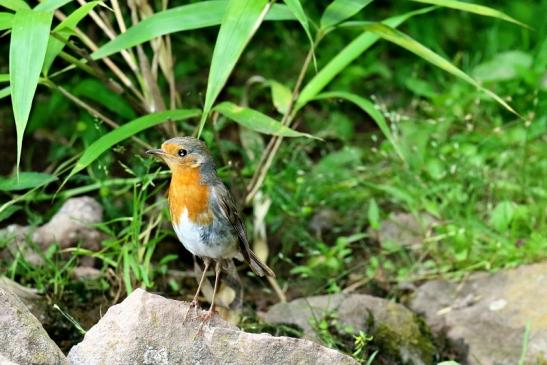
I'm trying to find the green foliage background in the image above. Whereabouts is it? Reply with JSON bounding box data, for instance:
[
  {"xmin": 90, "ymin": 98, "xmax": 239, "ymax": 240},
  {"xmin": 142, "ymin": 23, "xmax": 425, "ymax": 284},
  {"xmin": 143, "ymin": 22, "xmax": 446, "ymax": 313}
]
[{"xmin": 0, "ymin": 0, "xmax": 546, "ymax": 362}]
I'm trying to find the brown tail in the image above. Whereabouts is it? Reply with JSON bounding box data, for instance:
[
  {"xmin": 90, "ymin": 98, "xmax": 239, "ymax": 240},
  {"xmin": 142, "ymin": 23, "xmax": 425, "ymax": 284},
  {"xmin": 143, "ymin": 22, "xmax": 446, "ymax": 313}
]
[{"xmin": 248, "ymin": 250, "xmax": 275, "ymax": 277}]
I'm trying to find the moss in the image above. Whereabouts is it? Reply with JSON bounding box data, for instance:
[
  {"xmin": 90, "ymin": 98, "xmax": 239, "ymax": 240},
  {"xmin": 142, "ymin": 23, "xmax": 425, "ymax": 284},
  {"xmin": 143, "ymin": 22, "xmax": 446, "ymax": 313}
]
[{"xmin": 365, "ymin": 307, "xmax": 437, "ymax": 365}]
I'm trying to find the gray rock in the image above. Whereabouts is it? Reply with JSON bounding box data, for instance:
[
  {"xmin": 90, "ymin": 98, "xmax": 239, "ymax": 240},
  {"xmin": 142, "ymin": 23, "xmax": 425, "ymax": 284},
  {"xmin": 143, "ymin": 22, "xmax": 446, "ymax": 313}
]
[
  {"xmin": 68, "ymin": 289, "xmax": 357, "ymax": 365},
  {"xmin": 411, "ymin": 262, "xmax": 547, "ymax": 365},
  {"xmin": 368, "ymin": 212, "xmax": 436, "ymax": 249},
  {"xmin": 265, "ymin": 293, "xmax": 436, "ymax": 365},
  {"xmin": 1, "ymin": 196, "xmax": 103, "ymax": 267},
  {"xmin": 0, "ymin": 287, "xmax": 67, "ymax": 365}
]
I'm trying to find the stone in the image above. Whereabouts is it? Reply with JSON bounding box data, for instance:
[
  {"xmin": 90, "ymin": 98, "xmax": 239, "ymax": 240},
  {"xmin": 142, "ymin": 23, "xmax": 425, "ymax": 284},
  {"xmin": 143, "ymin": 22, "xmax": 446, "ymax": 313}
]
[
  {"xmin": 0, "ymin": 287, "xmax": 67, "ymax": 365},
  {"xmin": 411, "ymin": 262, "xmax": 547, "ymax": 365},
  {"xmin": 368, "ymin": 212, "xmax": 436, "ymax": 249},
  {"xmin": 0, "ymin": 196, "xmax": 103, "ymax": 267},
  {"xmin": 265, "ymin": 293, "xmax": 436, "ymax": 365},
  {"xmin": 68, "ymin": 289, "xmax": 357, "ymax": 365}
]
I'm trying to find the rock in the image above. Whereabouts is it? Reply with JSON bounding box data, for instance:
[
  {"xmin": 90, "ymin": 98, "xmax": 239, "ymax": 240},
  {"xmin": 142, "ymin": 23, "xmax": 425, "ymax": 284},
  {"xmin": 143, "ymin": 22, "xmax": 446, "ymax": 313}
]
[
  {"xmin": 368, "ymin": 212, "xmax": 436, "ymax": 249},
  {"xmin": 0, "ymin": 287, "xmax": 67, "ymax": 365},
  {"xmin": 265, "ymin": 294, "xmax": 436, "ymax": 365},
  {"xmin": 1, "ymin": 196, "xmax": 103, "ymax": 267},
  {"xmin": 34, "ymin": 197, "xmax": 103, "ymax": 250},
  {"xmin": 411, "ymin": 262, "xmax": 547, "ymax": 365},
  {"xmin": 68, "ymin": 289, "xmax": 357, "ymax": 365}
]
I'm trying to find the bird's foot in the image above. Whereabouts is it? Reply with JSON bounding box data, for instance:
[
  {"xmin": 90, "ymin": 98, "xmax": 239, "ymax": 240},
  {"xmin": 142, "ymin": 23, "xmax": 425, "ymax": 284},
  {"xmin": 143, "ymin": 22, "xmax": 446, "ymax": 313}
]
[
  {"xmin": 183, "ymin": 299, "xmax": 199, "ymax": 323},
  {"xmin": 196, "ymin": 308, "xmax": 215, "ymax": 335}
]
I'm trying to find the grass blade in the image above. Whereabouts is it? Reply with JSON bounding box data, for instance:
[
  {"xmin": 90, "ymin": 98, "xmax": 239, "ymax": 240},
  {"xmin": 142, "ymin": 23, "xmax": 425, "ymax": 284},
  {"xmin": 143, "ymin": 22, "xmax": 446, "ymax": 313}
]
[
  {"xmin": 0, "ymin": 172, "xmax": 57, "ymax": 191},
  {"xmin": 0, "ymin": 0, "xmax": 29, "ymax": 11},
  {"xmin": 197, "ymin": 0, "xmax": 271, "ymax": 137},
  {"xmin": 10, "ymin": 9, "xmax": 53, "ymax": 175},
  {"xmin": 64, "ymin": 109, "xmax": 200, "ymax": 183},
  {"xmin": 313, "ymin": 91, "xmax": 404, "ymax": 161},
  {"xmin": 411, "ymin": 0, "xmax": 529, "ymax": 28},
  {"xmin": 43, "ymin": 1, "xmax": 100, "ymax": 74},
  {"xmin": 0, "ymin": 12, "xmax": 13, "ymax": 30},
  {"xmin": 297, "ymin": 6, "xmax": 436, "ymax": 108},
  {"xmin": 320, "ymin": 0, "xmax": 372, "ymax": 30},
  {"xmin": 91, "ymin": 1, "xmax": 294, "ymax": 60},
  {"xmin": 34, "ymin": 0, "xmax": 71, "ymax": 11},
  {"xmin": 214, "ymin": 101, "xmax": 317, "ymax": 139},
  {"xmin": 362, "ymin": 23, "xmax": 519, "ymax": 116}
]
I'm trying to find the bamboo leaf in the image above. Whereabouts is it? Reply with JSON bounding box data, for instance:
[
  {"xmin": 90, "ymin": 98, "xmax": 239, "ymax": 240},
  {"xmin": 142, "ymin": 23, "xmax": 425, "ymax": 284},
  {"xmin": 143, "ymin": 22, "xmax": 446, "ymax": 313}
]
[
  {"xmin": 0, "ymin": 0, "xmax": 29, "ymax": 11},
  {"xmin": 0, "ymin": 172, "xmax": 57, "ymax": 191},
  {"xmin": 313, "ymin": 91, "xmax": 405, "ymax": 160},
  {"xmin": 297, "ymin": 7, "xmax": 436, "ymax": 108},
  {"xmin": 43, "ymin": 1, "xmax": 100, "ymax": 74},
  {"xmin": 65, "ymin": 109, "xmax": 200, "ymax": 182},
  {"xmin": 0, "ymin": 86, "xmax": 10, "ymax": 99},
  {"xmin": 412, "ymin": 0, "xmax": 528, "ymax": 28},
  {"xmin": 214, "ymin": 102, "xmax": 316, "ymax": 139},
  {"xmin": 270, "ymin": 80, "xmax": 292, "ymax": 114},
  {"xmin": 320, "ymin": 0, "xmax": 372, "ymax": 30},
  {"xmin": 91, "ymin": 1, "xmax": 294, "ymax": 60},
  {"xmin": 283, "ymin": 0, "xmax": 313, "ymax": 47},
  {"xmin": 362, "ymin": 23, "xmax": 519, "ymax": 116},
  {"xmin": 198, "ymin": 0, "xmax": 271, "ymax": 137},
  {"xmin": 0, "ymin": 12, "xmax": 13, "ymax": 30},
  {"xmin": 34, "ymin": 0, "xmax": 71, "ymax": 11},
  {"xmin": 10, "ymin": 9, "xmax": 53, "ymax": 175}
]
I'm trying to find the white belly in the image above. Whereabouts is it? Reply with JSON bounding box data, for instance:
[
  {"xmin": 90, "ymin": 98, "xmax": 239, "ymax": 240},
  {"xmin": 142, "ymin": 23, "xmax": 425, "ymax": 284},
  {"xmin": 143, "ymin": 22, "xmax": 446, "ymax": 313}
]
[{"xmin": 173, "ymin": 208, "xmax": 238, "ymax": 259}]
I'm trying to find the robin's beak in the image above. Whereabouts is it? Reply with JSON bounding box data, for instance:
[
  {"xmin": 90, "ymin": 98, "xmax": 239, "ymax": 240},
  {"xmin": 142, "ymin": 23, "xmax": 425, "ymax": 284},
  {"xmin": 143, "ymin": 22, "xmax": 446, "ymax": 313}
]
[{"xmin": 145, "ymin": 148, "xmax": 166, "ymax": 157}]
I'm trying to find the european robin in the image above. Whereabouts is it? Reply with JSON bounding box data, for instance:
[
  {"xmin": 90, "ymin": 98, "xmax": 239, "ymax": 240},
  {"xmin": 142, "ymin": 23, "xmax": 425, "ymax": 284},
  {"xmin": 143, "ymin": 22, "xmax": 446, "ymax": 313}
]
[{"xmin": 146, "ymin": 137, "xmax": 275, "ymax": 324}]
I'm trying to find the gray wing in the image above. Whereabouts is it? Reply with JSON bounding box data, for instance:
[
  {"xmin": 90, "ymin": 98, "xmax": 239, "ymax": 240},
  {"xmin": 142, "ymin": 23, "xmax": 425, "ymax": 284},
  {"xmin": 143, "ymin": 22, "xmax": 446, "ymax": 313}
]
[{"xmin": 211, "ymin": 182, "xmax": 274, "ymax": 277}]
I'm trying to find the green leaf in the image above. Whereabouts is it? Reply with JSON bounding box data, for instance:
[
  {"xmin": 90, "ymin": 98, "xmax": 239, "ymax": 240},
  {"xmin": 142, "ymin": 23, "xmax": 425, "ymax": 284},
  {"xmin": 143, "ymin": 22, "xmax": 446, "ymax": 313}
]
[
  {"xmin": 43, "ymin": 1, "xmax": 100, "ymax": 74},
  {"xmin": 10, "ymin": 9, "xmax": 53, "ymax": 175},
  {"xmin": 214, "ymin": 101, "xmax": 316, "ymax": 138},
  {"xmin": 320, "ymin": 0, "xmax": 372, "ymax": 29},
  {"xmin": 411, "ymin": 0, "xmax": 529, "ymax": 28},
  {"xmin": 91, "ymin": 1, "xmax": 294, "ymax": 60},
  {"xmin": 472, "ymin": 50, "xmax": 533, "ymax": 83},
  {"xmin": 361, "ymin": 23, "xmax": 519, "ymax": 117},
  {"xmin": 270, "ymin": 80, "xmax": 292, "ymax": 114},
  {"xmin": 283, "ymin": 0, "xmax": 314, "ymax": 49},
  {"xmin": 0, "ymin": 172, "xmax": 57, "ymax": 191},
  {"xmin": 297, "ymin": 6, "xmax": 436, "ymax": 108},
  {"xmin": 368, "ymin": 198, "xmax": 380, "ymax": 229},
  {"xmin": 489, "ymin": 200, "xmax": 515, "ymax": 232},
  {"xmin": 0, "ymin": 74, "xmax": 9, "ymax": 82},
  {"xmin": 34, "ymin": 0, "xmax": 72, "ymax": 11},
  {"xmin": 0, "ymin": 0, "xmax": 29, "ymax": 11},
  {"xmin": 312, "ymin": 91, "xmax": 404, "ymax": 161},
  {"xmin": 0, "ymin": 86, "xmax": 10, "ymax": 100},
  {"xmin": 65, "ymin": 109, "xmax": 200, "ymax": 182},
  {"xmin": 198, "ymin": 0, "xmax": 271, "ymax": 137},
  {"xmin": 0, "ymin": 12, "xmax": 13, "ymax": 30}
]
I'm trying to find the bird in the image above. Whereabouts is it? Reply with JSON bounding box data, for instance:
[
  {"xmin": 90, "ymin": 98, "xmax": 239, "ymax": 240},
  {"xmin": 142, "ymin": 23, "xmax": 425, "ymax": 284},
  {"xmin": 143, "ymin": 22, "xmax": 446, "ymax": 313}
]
[{"xmin": 146, "ymin": 137, "xmax": 275, "ymax": 325}]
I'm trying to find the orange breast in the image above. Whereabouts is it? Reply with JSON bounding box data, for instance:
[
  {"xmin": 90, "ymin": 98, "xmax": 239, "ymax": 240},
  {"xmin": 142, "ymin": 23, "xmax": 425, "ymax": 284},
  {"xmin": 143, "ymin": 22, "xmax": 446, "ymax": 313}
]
[{"xmin": 168, "ymin": 166, "xmax": 213, "ymax": 225}]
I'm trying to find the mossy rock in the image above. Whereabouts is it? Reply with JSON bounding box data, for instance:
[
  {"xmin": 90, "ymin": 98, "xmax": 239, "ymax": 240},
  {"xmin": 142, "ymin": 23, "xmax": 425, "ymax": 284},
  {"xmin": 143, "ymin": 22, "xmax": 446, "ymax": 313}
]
[{"xmin": 265, "ymin": 293, "xmax": 437, "ymax": 365}]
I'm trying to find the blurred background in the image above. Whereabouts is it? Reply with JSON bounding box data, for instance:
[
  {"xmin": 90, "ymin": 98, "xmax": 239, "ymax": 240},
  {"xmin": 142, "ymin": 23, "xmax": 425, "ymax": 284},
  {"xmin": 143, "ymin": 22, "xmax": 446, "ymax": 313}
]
[{"xmin": 0, "ymin": 0, "xmax": 546, "ymax": 363}]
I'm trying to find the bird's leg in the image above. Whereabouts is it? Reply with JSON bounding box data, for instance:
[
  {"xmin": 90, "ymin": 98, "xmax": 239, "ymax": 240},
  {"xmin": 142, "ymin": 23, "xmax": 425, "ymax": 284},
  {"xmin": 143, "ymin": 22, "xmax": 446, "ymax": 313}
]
[
  {"xmin": 198, "ymin": 260, "xmax": 221, "ymax": 330},
  {"xmin": 183, "ymin": 257, "xmax": 210, "ymax": 323}
]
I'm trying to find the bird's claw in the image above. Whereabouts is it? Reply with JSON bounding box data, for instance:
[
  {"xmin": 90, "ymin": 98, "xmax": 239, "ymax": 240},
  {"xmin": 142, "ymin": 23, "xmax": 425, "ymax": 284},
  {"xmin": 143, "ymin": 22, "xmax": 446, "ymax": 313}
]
[{"xmin": 183, "ymin": 300, "xmax": 199, "ymax": 323}]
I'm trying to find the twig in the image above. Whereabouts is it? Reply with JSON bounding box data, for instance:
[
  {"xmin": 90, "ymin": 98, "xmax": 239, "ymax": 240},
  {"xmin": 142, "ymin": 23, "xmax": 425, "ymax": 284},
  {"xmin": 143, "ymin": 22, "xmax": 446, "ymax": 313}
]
[
  {"xmin": 52, "ymin": 9, "xmax": 145, "ymax": 104},
  {"xmin": 245, "ymin": 35, "xmax": 321, "ymax": 204}
]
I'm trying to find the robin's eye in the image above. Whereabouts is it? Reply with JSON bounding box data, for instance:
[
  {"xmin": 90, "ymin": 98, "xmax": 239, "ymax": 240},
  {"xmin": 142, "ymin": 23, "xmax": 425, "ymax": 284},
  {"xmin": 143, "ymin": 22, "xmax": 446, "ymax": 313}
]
[{"xmin": 178, "ymin": 149, "xmax": 188, "ymax": 157}]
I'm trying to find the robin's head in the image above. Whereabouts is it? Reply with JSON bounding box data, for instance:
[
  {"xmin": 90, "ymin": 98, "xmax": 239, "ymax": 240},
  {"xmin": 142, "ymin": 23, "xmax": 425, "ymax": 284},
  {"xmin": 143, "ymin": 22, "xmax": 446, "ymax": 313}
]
[{"xmin": 146, "ymin": 137, "xmax": 214, "ymax": 171}]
